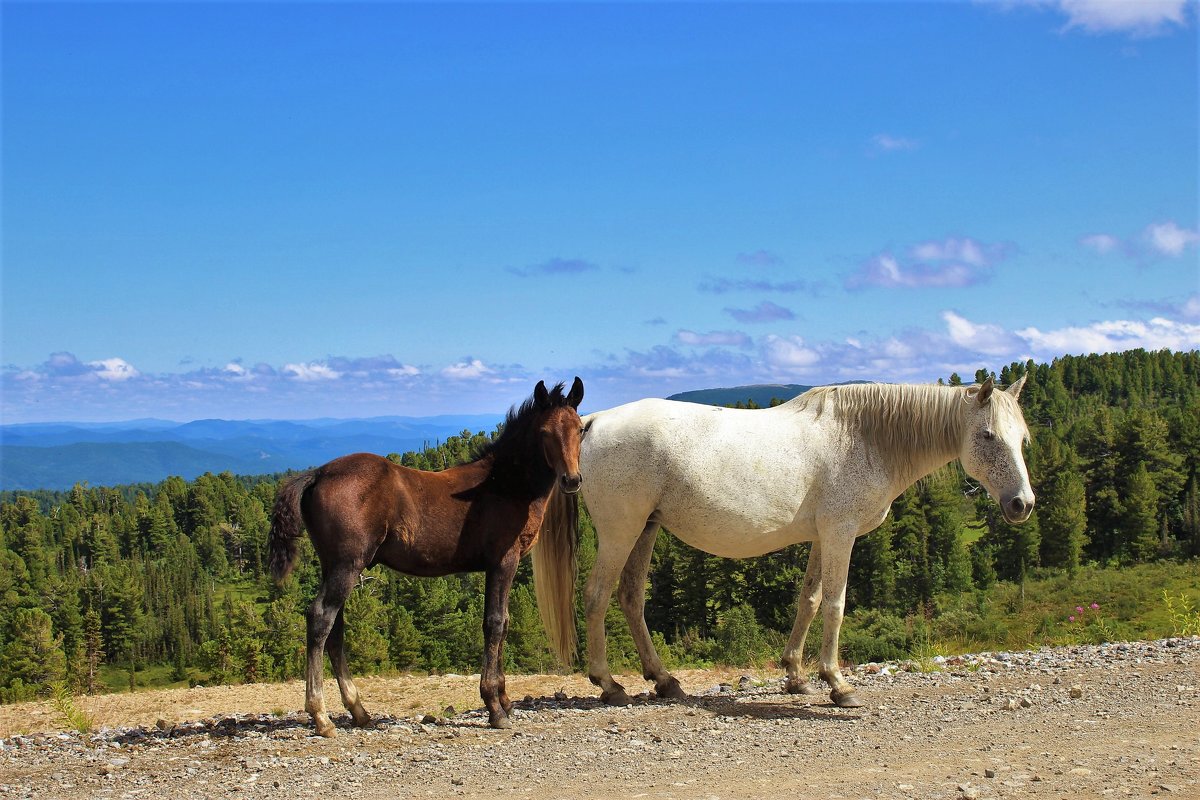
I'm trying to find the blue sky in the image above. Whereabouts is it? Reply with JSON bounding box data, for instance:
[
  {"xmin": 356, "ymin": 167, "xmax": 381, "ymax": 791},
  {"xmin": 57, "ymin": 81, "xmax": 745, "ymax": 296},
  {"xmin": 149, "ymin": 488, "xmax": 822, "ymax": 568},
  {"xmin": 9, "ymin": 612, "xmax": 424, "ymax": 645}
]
[{"xmin": 2, "ymin": 1, "xmax": 1197, "ymax": 422}]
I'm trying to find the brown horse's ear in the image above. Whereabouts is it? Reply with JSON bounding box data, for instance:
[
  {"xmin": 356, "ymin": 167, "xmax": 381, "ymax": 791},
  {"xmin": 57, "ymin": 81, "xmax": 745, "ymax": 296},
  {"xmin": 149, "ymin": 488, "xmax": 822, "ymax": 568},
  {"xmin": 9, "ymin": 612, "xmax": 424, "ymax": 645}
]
[
  {"xmin": 567, "ymin": 376, "xmax": 584, "ymax": 409},
  {"xmin": 534, "ymin": 380, "xmax": 550, "ymax": 409},
  {"xmin": 975, "ymin": 377, "xmax": 995, "ymax": 406}
]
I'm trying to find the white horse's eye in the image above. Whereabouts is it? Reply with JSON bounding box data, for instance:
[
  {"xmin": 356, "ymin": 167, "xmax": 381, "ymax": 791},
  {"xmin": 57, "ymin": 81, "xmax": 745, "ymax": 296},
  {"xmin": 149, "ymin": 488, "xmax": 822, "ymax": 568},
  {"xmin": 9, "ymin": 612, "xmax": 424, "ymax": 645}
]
[{"xmin": 982, "ymin": 429, "xmax": 996, "ymax": 441}]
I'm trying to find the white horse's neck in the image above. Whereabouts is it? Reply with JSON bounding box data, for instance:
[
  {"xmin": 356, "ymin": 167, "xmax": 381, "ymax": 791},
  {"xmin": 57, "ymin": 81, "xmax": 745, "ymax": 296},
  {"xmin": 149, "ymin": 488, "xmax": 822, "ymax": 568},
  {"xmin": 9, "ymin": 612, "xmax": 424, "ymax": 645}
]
[{"xmin": 790, "ymin": 383, "xmax": 968, "ymax": 494}]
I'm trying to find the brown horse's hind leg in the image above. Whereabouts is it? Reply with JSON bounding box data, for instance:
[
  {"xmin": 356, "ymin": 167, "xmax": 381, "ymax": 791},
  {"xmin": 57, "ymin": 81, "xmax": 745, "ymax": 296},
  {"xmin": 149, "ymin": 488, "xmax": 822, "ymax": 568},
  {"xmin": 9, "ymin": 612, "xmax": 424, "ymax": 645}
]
[
  {"xmin": 781, "ymin": 543, "xmax": 823, "ymax": 695},
  {"xmin": 327, "ymin": 608, "xmax": 371, "ymax": 727},
  {"xmin": 306, "ymin": 567, "xmax": 359, "ymax": 737}
]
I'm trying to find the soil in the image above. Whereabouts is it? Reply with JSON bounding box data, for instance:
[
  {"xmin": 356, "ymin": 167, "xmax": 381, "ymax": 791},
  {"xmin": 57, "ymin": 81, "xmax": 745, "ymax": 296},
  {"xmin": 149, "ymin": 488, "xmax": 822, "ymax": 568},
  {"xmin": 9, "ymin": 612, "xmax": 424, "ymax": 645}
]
[{"xmin": 1, "ymin": 638, "xmax": 1197, "ymax": 800}]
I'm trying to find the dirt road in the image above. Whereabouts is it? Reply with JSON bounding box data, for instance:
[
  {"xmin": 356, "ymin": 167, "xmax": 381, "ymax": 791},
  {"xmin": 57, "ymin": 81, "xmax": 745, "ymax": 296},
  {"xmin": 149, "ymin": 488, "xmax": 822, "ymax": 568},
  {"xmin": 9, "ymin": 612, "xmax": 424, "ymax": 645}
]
[{"xmin": 1, "ymin": 639, "xmax": 1196, "ymax": 799}]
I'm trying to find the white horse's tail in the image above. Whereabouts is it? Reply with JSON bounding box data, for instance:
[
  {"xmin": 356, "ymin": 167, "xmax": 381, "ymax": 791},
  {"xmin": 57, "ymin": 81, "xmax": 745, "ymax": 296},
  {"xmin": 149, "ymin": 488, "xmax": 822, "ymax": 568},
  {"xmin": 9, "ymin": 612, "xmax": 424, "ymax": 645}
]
[{"xmin": 533, "ymin": 484, "xmax": 579, "ymax": 667}]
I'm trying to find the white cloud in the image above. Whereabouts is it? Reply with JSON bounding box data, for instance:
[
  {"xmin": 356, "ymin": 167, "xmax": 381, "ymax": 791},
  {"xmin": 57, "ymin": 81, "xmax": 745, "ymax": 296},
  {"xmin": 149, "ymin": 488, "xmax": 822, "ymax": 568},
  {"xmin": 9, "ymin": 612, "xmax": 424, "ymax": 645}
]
[
  {"xmin": 761, "ymin": 335, "xmax": 821, "ymax": 370},
  {"xmin": 1183, "ymin": 294, "xmax": 1200, "ymax": 321},
  {"xmin": 848, "ymin": 237, "xmax": 1008, "ymax": 290},
  {"xmin": 1080, "ymin": 233, "xmax": 1120, "ymax": 254},
  {"xmin": 943, "ymin": 311, "xmax": 1028, "ymax": 356},
  {"xmin": 1018, "ymin": 317, "xmax": 1200, "ymax": 353},
  {"xmin": 1145, "ymin": 220, "xmax": 1200, "ymax": 257},
  {"xmin": 871, "ymin": 133, "xmax": 919, "ymax": 153},
  {"xmin": 387, "ymin": 365, "xmax": 421, "ymax": 377},
  {"xmin": 441, "ymin": 358, "xmax": 494, "ymax": 379},
  {"xmin": 88, "ymin": 357, "xmax": 139, "ymax": 382},
  {"xmin": 676, "ymin": 329, "xmax": 752, "ymax": 348},
  {"xmin": 283, "ymin": 362, "xmax": 341, "ymax": 381},
  {"xmin": 1055, "ymin": 0, "xmax": 1191, "ymax": 36},
  {"xmin": 910, "ymin": 237, "xmax": 988, "ymax": 266}
]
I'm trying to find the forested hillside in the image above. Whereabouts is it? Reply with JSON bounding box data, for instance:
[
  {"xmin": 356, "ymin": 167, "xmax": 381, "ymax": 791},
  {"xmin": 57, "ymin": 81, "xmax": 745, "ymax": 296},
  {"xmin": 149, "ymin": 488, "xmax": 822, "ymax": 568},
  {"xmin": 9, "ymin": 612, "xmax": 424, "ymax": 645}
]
[{"xmin": 1, "ymin": 350, "xmax": 1198, "ymax": 702}]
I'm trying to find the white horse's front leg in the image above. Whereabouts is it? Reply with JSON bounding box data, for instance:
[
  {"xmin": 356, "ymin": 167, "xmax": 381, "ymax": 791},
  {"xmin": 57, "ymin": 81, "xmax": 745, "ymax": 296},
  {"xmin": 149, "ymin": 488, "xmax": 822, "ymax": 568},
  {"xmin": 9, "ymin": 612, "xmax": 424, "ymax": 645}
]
[
  {"xmin": 781, "ymin": 542, "xmax": 822, "ymax": 695},
  {"xmin": 815, "ymin": 531, "xmax": 863, "ymax": 708}
]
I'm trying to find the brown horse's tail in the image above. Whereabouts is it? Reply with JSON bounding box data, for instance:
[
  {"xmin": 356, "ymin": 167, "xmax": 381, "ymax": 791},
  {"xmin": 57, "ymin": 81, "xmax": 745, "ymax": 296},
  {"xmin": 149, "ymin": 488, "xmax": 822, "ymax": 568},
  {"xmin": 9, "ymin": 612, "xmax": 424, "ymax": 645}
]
[
  {"xmin": 532, "ymin": 486, "xmax": 580, "ymax": 667},
  {"xmin": 268, "ymin": 471, "xmax": 316, "ymax": 584}
]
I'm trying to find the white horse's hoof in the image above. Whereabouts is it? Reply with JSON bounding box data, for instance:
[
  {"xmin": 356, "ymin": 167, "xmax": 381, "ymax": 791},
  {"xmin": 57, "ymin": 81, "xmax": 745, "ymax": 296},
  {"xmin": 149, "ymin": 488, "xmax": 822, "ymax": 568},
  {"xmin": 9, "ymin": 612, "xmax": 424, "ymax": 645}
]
[
  {"xmin": 831, "ymin": 689, "xmax": 864, "ymax": 708},
  {"xmin": 785, "ymin": 679, "xmax": 821, "ymax": 695}
]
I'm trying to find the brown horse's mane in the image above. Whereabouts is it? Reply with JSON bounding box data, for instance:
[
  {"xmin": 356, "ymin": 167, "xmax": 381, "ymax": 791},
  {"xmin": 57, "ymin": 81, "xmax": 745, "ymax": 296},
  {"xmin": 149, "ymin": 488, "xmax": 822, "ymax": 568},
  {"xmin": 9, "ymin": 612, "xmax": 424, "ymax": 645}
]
[{"xmin": 473, "ymin": 381, "xmax": 570, "ymax": 461}]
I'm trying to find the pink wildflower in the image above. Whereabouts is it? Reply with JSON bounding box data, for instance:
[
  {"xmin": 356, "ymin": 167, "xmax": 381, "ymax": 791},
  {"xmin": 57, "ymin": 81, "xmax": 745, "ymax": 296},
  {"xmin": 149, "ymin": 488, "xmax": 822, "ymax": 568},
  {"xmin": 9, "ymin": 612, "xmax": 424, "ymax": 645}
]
[
  {"xmin": 1076, "ymin": 606, "xmax": 1084, "ymax": 613},
  {"xmin": 1068, "ymin": 615, "xmax": 1076, "ymax": 623},
  {"xmin": 1090, "ymin": 603, "xmax": 1100, "ymax": 610}
]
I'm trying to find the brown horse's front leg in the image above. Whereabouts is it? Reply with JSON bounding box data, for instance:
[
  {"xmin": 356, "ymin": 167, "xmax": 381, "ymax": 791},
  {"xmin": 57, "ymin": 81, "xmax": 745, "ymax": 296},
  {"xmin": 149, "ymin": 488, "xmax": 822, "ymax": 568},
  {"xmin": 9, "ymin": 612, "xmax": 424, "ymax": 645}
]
[{"xmin": 481, "ymin": 554, "xmax": 519, "ymax": 729}]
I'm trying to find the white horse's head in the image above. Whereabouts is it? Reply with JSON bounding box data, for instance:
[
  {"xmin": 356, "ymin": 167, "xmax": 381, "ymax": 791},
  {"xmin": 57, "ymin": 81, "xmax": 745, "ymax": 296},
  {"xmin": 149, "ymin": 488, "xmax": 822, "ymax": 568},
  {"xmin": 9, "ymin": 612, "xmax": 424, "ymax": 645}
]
[{"xmin": 958, "ymin": 376, "xmax": 1035, "ymax": 524}]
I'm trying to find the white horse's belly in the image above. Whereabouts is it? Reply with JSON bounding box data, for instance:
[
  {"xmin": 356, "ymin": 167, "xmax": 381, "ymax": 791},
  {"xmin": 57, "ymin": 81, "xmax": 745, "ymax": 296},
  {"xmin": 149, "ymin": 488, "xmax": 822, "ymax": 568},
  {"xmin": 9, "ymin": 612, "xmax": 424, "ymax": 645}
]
[{"xmin": 660, "ymin": 509, "xmax": 818, "ymax": 558}]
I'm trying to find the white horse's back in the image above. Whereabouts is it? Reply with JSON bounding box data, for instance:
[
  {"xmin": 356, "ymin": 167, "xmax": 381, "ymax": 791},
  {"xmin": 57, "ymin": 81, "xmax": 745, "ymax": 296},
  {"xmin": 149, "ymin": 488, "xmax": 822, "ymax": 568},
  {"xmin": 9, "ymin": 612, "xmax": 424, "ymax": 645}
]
[{"xmin": 581, "ymin": 397, "xmax": 841, "ymax": 558}]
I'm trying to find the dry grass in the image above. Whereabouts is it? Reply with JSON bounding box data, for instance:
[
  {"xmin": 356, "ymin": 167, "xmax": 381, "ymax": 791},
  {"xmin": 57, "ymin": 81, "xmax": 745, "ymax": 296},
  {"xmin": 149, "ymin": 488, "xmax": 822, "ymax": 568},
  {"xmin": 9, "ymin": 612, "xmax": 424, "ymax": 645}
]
[{"xmin": 0, "ymin": 667, "xmax": 746, "ymax": 738}]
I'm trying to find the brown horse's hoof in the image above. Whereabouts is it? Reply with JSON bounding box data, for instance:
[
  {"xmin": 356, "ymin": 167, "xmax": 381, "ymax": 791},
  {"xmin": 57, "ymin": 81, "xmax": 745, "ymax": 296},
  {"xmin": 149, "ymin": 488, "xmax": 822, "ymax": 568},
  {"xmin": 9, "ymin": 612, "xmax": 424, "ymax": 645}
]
[
  {"xmin": 488, "ymin": 713, "xmax": 512, "ymax": 730},
  {"xmin": 655, "ymin": 678, "xmax": 688, "ymax": 701},
  {"xmin": 601, "ymin": 687, "xmax": 635, "ymax": 706},
  {"xmin": 351, "ymin": 710, "xmax": 372, "ymax": 727},
  {"xmin": 784, "ymin": 678, "xmax": 820, "ymax": 695},
  {"xmin": 831, "ymin": 689, "xmax": 864, "ymax": 708}
]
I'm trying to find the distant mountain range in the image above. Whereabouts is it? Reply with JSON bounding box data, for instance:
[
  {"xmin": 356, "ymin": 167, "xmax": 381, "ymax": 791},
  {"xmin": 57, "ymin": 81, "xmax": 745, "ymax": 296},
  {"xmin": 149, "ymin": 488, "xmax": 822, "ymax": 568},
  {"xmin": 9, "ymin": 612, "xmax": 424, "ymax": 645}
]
[
  {"xmin": 666, "ymin": 383, "xmax": 812, "ymax": 407},
  {"xmin": 0, "ymin": 415, "xmax": 501, "ymax": 491},
  {"xmin": 0, "ymin": 383, "xmax": 829, "ymax": 491}
]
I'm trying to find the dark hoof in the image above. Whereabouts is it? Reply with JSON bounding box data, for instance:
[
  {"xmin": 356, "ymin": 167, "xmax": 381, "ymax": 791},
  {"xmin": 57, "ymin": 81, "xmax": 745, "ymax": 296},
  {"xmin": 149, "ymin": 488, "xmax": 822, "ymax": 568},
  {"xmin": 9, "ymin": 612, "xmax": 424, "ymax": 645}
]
[
  {"xmin": 601, "ymin": 688, "xmax": 635, "ymax": 706},
  {"xmin": 488, "ymin": 712, "xmax": 512, "ymax": 730},
  {"xmin": 831, "ymin": 689, "xmax": 864, "ymax": 708},
  {"xmin": 785, "ymin": 678, "xmax": 820, "ymax": 695},
  {"xmin": 351, "ymin": 711, "xmax": 372, "ymax": 728},
  {"xmin": 655, "ymin": 678, "xmax": 688, "ymax": 701}
]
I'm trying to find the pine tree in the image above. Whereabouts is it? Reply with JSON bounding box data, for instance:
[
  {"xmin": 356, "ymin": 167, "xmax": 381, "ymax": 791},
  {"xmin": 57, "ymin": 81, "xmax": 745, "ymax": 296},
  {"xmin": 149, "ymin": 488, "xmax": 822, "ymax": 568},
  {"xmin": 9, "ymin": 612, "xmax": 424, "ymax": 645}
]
[
  {"xmin": 1, "ymin": 607, "xmax": 67, "ymax": 697},
  {"xmin": 1122, "ymin": 464, "xmax": 1161, "ymax": 562}
]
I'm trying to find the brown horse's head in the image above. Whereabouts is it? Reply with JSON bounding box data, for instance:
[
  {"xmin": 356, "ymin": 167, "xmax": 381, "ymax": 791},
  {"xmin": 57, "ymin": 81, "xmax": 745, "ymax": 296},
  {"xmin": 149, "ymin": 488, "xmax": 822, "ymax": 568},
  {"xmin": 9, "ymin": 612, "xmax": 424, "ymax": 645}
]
[{"xmin": 533, "ymin": 376, "xmax": 585, "ymax": 494}]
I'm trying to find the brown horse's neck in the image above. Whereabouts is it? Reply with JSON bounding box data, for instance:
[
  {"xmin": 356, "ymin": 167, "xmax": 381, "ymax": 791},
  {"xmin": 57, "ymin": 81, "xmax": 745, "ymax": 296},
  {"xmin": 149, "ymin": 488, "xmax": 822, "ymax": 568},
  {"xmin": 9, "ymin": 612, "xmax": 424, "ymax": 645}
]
[{"xmin": 475, "ymin": 440, "xmax": 556, "ymax": 501}]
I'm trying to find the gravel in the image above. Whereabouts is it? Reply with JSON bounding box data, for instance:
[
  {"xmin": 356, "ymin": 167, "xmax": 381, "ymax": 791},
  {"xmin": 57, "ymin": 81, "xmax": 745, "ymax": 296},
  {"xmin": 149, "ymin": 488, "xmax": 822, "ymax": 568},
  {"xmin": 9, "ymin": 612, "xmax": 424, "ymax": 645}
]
[{"xmin": 2, "ymin": 637, "xmax": 1197, "ymax": 799}]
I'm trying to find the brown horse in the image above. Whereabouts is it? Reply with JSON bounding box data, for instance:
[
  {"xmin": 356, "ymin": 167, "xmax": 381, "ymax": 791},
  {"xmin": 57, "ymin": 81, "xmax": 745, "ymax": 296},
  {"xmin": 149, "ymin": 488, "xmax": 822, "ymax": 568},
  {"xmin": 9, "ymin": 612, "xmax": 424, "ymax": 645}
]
[{"xmin": 268, "ymin": 377, "xmax": 584, "ymax": 734}]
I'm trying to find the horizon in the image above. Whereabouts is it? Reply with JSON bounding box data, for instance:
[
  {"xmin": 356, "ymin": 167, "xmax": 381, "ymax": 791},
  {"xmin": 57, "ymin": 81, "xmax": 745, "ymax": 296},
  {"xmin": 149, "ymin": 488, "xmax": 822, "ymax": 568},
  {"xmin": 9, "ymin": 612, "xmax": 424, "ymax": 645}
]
[{"xmin": 3, "ymin": 2, "xmax": 1197, "ymax": 424}]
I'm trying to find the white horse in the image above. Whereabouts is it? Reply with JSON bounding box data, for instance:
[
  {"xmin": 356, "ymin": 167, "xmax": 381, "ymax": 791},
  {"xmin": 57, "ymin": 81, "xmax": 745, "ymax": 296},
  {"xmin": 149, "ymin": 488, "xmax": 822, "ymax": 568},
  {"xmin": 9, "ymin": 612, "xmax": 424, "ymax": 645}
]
[{"xmin": 533, "ymin": 377, "xmax": 1034, "ymax": 708}]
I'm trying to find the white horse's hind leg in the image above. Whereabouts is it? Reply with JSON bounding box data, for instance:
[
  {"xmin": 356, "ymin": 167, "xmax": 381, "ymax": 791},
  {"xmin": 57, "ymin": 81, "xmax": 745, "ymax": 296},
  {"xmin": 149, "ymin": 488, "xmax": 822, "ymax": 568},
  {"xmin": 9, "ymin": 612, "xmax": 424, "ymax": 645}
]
[
  {"xmin": 584, "ymin": 518, "xmax": 644, "ymax": 706},
  {"xmin": 815, "ymin": 530, "xmax": 863, "ymax": 708},
  {"xmin": 617, "ymin": 522, "xmax": 685, "ymax": 700},
  {"xmin": 781, "ymin": 543, "xmax": 823, "ymax": 695}
]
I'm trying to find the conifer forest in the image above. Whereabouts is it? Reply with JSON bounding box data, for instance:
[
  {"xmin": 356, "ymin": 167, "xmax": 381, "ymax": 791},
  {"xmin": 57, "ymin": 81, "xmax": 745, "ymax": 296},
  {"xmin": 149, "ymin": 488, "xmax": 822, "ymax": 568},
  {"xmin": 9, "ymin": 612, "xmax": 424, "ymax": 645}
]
[{"xmin": 2, "ymin": 350, "xmax": 1198, "ymax": 702}]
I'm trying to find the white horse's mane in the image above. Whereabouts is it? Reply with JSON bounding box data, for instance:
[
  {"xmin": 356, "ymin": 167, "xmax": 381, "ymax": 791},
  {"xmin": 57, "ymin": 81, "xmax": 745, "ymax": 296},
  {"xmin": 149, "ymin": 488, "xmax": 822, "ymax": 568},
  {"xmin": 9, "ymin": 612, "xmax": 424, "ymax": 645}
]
[{"xmin": 786, "ymin": 382, "xmax": 1023, "ymax": 477}]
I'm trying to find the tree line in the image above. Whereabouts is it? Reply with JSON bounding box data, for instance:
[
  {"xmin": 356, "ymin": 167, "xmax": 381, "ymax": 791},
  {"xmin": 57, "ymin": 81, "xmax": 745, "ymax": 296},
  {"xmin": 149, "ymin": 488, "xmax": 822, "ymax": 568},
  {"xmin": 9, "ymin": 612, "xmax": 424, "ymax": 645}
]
[{"xmin": 1, "ymin": 349, "xmax": 1197, "ymax": 701}]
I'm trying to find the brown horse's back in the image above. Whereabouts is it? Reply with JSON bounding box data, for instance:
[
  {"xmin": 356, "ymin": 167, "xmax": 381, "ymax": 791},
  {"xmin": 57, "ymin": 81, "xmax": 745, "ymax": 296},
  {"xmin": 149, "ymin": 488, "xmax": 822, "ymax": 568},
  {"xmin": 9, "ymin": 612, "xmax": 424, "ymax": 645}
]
[{"xmin": 303, "ymin": 452, "xmax": 486, "ymax": 577}]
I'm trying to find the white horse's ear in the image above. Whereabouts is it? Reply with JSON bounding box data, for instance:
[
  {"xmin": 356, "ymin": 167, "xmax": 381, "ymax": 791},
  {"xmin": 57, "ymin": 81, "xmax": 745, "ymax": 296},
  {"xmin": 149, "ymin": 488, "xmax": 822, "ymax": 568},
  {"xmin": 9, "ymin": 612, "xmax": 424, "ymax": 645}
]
[
  {"xmin": 974, "ymin": 377, "xmax": 995, "ymax": 406},
  {"xmin": 1006, "ymin": 374, "xmax": 1027, "ymax": 399}
]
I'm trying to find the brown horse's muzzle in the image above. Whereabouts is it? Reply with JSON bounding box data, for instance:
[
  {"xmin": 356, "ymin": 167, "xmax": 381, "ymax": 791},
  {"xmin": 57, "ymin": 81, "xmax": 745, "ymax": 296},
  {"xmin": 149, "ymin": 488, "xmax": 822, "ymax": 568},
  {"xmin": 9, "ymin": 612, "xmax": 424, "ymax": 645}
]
[{"xmin": 559, "ymin": 473, "xmax": 582, "ymax": 494}]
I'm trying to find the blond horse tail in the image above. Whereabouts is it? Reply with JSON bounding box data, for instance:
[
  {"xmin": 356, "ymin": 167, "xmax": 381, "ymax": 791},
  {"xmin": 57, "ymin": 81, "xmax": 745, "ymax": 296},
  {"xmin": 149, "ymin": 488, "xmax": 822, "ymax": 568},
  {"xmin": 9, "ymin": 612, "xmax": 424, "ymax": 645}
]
[{"xmin": 532, "ymin": 486, "xmax": 580, "ymax": 667}]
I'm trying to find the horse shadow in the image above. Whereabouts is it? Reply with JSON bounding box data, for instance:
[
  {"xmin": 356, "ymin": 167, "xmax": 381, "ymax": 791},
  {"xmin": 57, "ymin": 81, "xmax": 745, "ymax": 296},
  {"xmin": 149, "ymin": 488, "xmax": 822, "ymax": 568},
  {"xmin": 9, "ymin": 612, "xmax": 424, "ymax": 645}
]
[{"xmin": 97, "ymin": 686, "xmax": 861, "ymax": 745}]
